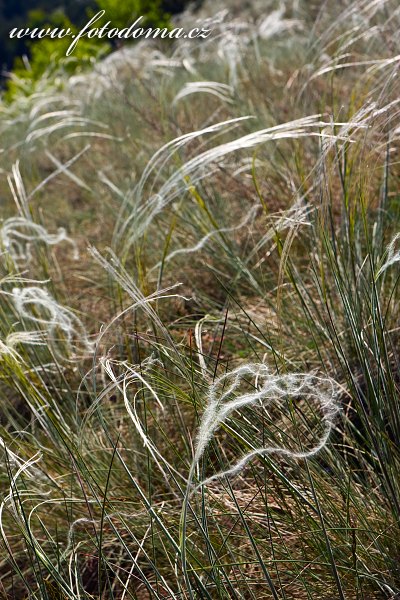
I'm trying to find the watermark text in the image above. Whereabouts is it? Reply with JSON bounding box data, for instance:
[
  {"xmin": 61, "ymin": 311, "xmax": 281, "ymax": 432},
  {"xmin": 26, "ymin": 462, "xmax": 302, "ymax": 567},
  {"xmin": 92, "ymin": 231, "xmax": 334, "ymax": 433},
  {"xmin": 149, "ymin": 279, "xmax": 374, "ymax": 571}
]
[{"xmin": 9, "ymin": 10, "xmax": 212, "ymax": 56}]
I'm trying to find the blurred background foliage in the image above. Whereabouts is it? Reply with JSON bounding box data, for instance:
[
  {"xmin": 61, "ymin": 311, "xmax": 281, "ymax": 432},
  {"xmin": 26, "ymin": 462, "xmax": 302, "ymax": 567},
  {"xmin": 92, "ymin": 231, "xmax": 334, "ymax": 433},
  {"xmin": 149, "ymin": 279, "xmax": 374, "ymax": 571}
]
[{"xmin": 0, "ymin": 0, "xmax": 193, "ymax": 97}]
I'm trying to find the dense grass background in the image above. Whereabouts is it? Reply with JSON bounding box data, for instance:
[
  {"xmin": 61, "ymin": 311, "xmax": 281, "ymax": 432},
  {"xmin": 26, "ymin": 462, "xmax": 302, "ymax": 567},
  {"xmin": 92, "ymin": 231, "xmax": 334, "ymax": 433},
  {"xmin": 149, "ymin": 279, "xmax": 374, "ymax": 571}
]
[{"xmin": 0, "ymin": 0, "xmax": 400, "ymax": 598}]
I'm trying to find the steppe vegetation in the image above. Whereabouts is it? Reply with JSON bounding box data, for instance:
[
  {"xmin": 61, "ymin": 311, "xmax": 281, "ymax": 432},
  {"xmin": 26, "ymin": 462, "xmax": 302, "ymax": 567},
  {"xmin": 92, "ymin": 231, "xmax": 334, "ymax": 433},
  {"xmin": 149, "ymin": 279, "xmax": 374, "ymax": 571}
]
[{"xmin": 0, "ymin": 1, "xmax": 400, "ymax": 598}]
